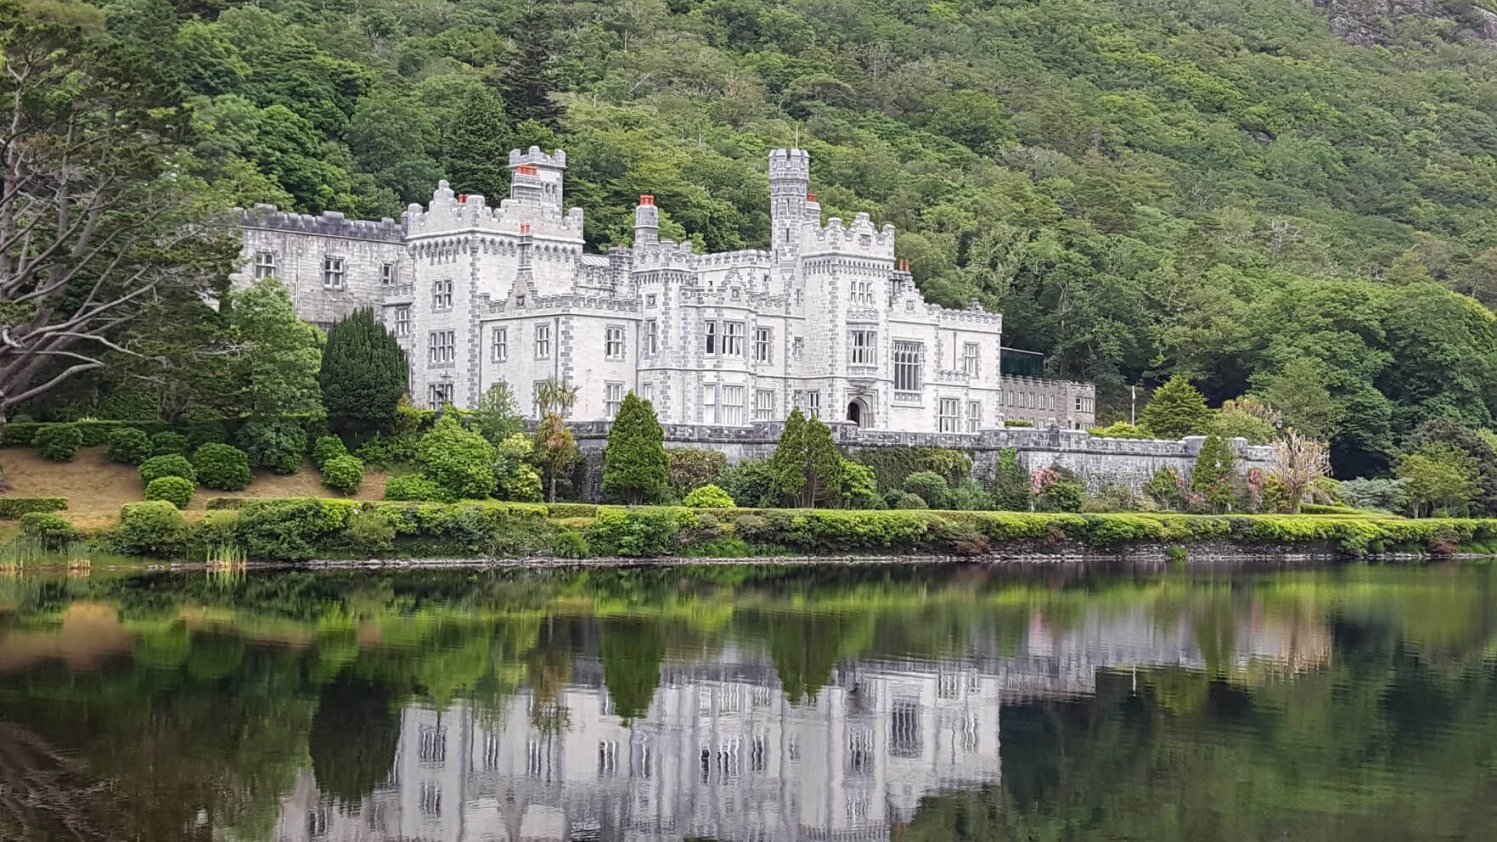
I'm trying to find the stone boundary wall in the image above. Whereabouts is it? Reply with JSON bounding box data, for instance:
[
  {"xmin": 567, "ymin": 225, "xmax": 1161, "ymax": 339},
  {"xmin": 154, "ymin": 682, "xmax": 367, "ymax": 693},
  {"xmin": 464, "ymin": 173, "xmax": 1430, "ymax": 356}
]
[{"xmin": 562, "ymin": 421, "xmax": 1272, "ymax": 501}]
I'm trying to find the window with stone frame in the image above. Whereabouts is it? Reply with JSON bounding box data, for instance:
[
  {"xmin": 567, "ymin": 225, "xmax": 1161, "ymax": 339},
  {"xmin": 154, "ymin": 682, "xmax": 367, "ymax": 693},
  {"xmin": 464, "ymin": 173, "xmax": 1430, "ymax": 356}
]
[
  {"xmin": 893, "ymin": 341, "xmax": 924, "ymax": 392},
  {"xmin": 724, "ymin": 321, "xmax": 745, "ymax": 356},
  {"xmin": 966, "ymin": 400, "xmax": 982, "ymax": 432},
  {"xmin": 427, "ymin": 330, "xmax": 455, "ymax": 365},
  {"xmin": 605, "ymin": 325, "xmax": 626, "ymax": 360},
  {"xmin": 962, "ymin": 342, "xmax": 980, "ymax": 377},
  {"xmin": 721, "ymin": 385, "xmax": 745, "ymax": 425},
  {"xmin": 703, "ymin": 384, "xmax": 718, "ymax": 424},
  {"xmin": 805, "ymin": 390, "xmax": 821, "ymax": 419},
  {"xmin": 534, "ymin": 324, "xmax": 551, "ymax": 359},
  {"xmin": 492, "ymin": 327, "xmax": 508, "ymax": 362},
  {"xmin": 605, "ymin": 382, "xmax": 624, "ymax": 419},
  {"xmin": 322, "ymin": 255, "xmax": 345, "ymax": 289},
  {"xmin": 938, "ymin": 398, "xmax": 961, "ymax": 432},
  {"xmin": 754, "ymin": 389, "xmax": 775, "ymax": 421},
  {"xmin": 393, "ymin": 306, "xmax": 410, "ymax": 336},
  {"xmin": 253, "ymin": 251, "xmax": 277, "ymax": 279},
  {"xmin": 645, "ymin": 320, "xmax": 658, "ymax": 355},
  {"xmin": 705, "ymin": 321, "xmax": 718, "ymax": 354},
  {"xmin": 852, "ymin": 279, "xmax": 874, "ymax": 306},
  {"xmin": 427, "ymin": 383, "xmax": 453, "ymax": 409},
  {"xmin": 849, "ymin": 328, "xmax": 876, "ymax": 365},
  {"xmin": 432, "ymin": 279, "xmax": 453, "ymax": 310},
  {"xmin": 381, "ymin": 262, "xmax": 398, "ymax": 285},
  {"xmin": 753, "ymin": 327, "xmax": 772, "ymax": 363}
]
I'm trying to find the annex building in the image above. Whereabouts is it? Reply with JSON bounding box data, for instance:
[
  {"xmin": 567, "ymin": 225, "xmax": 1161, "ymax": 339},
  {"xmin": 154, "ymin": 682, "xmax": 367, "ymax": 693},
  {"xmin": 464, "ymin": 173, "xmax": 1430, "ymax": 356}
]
[{"xmin": 232, "ymin": 147, "xmax": 1095, "ymax": 434}]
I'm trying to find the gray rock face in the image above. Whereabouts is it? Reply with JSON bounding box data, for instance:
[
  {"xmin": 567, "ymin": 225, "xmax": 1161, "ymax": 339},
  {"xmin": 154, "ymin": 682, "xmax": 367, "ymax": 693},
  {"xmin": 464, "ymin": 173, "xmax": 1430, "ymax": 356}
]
[{"xmin": 1320, "ymin": 0, "xmax": 1497, "ymax": 47}]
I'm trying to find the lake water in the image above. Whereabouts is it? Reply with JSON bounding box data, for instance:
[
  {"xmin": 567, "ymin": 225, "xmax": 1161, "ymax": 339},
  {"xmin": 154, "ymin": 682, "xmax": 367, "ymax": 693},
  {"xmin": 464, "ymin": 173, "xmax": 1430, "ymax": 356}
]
[{"xmin": 0, "ymin": 562, "xmax": 1495, "ymax": 841}]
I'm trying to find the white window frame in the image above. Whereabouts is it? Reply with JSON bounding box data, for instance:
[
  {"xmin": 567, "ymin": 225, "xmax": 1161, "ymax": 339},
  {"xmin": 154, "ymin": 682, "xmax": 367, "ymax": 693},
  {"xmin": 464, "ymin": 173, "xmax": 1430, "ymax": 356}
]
[
  {"xmin": 724, "ymin": 321, "xmax": 745, "ymax": 356},
  {"xmin": 754, "ymin": 389, "xmax": 775, "ymax": 422},
  {"xmin": 722, "ymin": 385, "xmax": 745, "ymax": 426},
  {"xmin": 253, "ymin": 250, "xmax": 276, "ymax": 279},
  {"xmin": 534, "ymin": 324, "xmax": 551, "ymax": 359},
  {"xmin": 939, "ymin": 397, "xmax": 961, "ymax": 433},
  {"xmin": 605, "ymin": 382, "xmax": 624, "ymax": 419},
  {"xmin": 381, "ymin": 262, "xmax": 398, "ymax": 285},
  {"xmin": 705, "ymin": 321, "xmax": 719, "ymax": 355},
  {"xmin": 849, "ymin": 328, "xmax": 876, "ymax": 365},
  {"xmin": 433, "ymin": 279, "xmax": 453, "ymax": 310},
  {"xmin": 806, "ymin": 390, "xmax": 820, "ymax": 419},
  {"xmin": 753, "ymin": 327, "xmax": 772, "ymax": 363},
  {"xmin": 428, "ymin": 330, "xmax": 455, "ymax": 365},
  {"xmin": 427, "ymin": 383, "xmax": 453, "ymax": 409},
  {"xmin": 322, "ymin": 255, "xmax": 345, "ymax": 289},
  {"xmin": 645, "ymin": 320, "xmax": 658, "ymax": 355},
  {"xmin": 605, "ymin": 325, "xmax": 626, "ymax": 360},
  {"xmin": 894, "ymin": 341, "xmax": 923, "ymax": 392},
  {"xmin": 493, "ymin": 327, "xmax": 508, "ymax": 362},
  {"xmin": 962, "ymin": 342, "xmax": 980, "ymax": 377},
  {"xmin": 967, "ymin": 400, "xmax": 982, "ymax": 432},
  {"xmin": 703, "ymin": 384, "xmax": 719, "ymax": 424},
  {"xmin": 393, "ymin": 306, "xmax": 410, "ymax": 337}
]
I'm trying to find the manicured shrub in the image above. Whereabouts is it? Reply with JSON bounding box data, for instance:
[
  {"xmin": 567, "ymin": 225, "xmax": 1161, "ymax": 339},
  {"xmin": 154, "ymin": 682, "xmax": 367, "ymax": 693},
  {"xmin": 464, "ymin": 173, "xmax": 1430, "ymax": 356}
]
[
  {"xmin": 719, "ymin": 458, "xmax": 777, "ymax": 508},
  {"xmin": 948, "ymin": 479, "xmax": 995, "ymax": 511},
  {"xmin": 586, "ymin": 507, "xmax": 697, "ymax": 557},
  {"xmin": 19, "ymin": 512, "xmax": 78, "ymax": 548},
  {"xmin": 347, "ymin": 507, "xmax": 398, "ymax": 553},
  {"xmin": 684, "ymin": 484, "xmax": 735, "ymax": 508},
  {"xmin": 72, "ymin": 420, "xmax": 121, "ymax": 447},
  {"xmin": 312, "ymin": 435, "xmax": 348, "ymax": 470},
  {"xmin": 840, "ymin": 461, "xmax": 881, "ymax": 509},
  {"xmin": 116, "ymin": 501, "xmax": 187, "ymax": 557},
  {"xmin": 322, "ymin": 454, "xmax": 366, "ymax": 494},
  {"xmin": 107, "ymin": 427, "xmax": 153, "ymax": 464},
  {"xmin": 234, "ymin": 498, "xmax": 355, "ymax": 561},
  {"xmin": 236, "ymin": 419, "xmax": 306, "ymax": 474},
  {"xmin": 35, "ymin": 424, "xmax": 82, "ymax": 462},
  {"xmin": 193, "ymin": 444, "xmax": 253, "ymax": 491},
  {"xmin": 902, "ymin": 471, "xmax": 952, "ymax": 509},
  {"xmin": 602, "ymin": 393, "xmax": 670, "ymax": 504},
  {"xmin": 145, "ymin": 476, "xmax": 195, "ymax": 509},
  {"xmin": 150, "ymin": 430, "xmax": 189, "ymax": 456},
  {"xmin": 894, "ymin": 492, "xmax": 927, "ymax": 509},
  {"xmin": 546, "ymin": 503, "xmax": 598, "ymax": 518},
  {"xmin": 418, "ymin": 416, "xmax": 496, "ymax": 499},
  {"xmin": 0, "ymin": 497, "xmax": 67, "ymax": 519},
  {"xmin": 1033, "ymin": 466, "xmax": 1085, "ymax": 512},
  {"xmin": 668, "ymin": 448, "xmax": 728, "ymax": 498},
  {"xmin": 139, "ymin": 454, "xmax": 197, "ymax": 485},
  {"xmin": 384, "ymin": 474, "xmax": 448, "ymax": 502},
  {"xmin": 1, "ymin": 423, "xmax": 39, "ymax": 446}
]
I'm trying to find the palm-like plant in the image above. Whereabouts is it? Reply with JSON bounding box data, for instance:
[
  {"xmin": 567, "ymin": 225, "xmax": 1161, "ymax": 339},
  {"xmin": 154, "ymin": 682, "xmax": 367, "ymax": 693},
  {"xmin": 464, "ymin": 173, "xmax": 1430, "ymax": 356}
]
[{"xmin": 535, "ymin": 378, "xmax": 578, "ymax": 416}]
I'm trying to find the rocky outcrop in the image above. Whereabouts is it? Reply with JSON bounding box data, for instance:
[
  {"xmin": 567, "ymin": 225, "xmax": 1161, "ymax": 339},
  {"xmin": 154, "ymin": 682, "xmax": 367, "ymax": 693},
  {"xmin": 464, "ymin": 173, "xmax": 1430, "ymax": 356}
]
[{"xmin": 1318, "ymin": 0, "xmax": 1497, "ymax": 46}]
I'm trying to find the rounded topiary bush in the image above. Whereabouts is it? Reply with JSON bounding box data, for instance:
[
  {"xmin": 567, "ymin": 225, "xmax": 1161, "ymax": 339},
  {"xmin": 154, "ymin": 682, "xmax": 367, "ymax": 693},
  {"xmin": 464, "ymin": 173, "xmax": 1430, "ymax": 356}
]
[
  {"xmin": 312, "ymin": 435, "xmax": 348, "ymax": 470},
  {"xmin": 384, "ymin": 474, "xmax": 447, "ymax": 502},
  {"xmin": 894, "ymin": 492, "xmax": 928, "ymax": 510},
  {"xmin": 116, "ymin": 501, "xmax": 186, "ymax": 556},
  {"xmin": 150, "ymin": 430, "xmax": 189, "ymax": 456},
  {"xmin": 902, "ymin": 471, "xmax": 951, "ymax": 510},
  {"xmin": 193, "ymin": 443, "xmax": 252, "ymax": 491},
  {"xmin": 19, "ymin": 512, "xmax": 78, "ymax": 548},
  {"xmin": 235, "ymin": 419, "xmax": 306, "ymax": 475},
  {"xmin": 683, "ymin": 484, "xmax": 735, "ymax": 508},
  {"xmin": 139, "ymin": 454, "xmax": 197, "ymax": 485},
  {"xmin": 106, "ymin": 427, "xmax": 153, "ymax": 464},
  {"xmin": 144, "ymin": 476, "xmax": 195, "ymax": 509},
  {"xmin": 35, "ymin": 424, "xmax": 82, "ymax": 462},
  {"xmin": 321, "ymin": 454, "xmax": 366, "ymax": 494}
]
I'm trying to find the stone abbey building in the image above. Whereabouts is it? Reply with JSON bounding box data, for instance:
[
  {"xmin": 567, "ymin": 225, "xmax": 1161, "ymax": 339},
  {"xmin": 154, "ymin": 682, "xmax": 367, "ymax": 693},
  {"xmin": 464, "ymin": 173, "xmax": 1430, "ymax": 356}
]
[{"xmin": 233, "ymin": 147, "xmax": 1096, "ymax": 434}]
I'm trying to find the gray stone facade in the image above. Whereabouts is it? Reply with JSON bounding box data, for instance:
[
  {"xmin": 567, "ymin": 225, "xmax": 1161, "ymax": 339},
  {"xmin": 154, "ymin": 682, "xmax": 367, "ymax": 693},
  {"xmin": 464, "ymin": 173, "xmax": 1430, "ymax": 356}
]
[{"xmin": 231, "ymin": 147, "xmax": 1099, "ymax": 434}]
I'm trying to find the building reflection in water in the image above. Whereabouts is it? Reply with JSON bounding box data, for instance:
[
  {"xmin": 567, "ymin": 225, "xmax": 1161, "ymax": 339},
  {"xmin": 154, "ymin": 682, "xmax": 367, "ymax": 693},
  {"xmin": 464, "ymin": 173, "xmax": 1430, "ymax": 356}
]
[{"xmin": 273, "ymin": 605, "xmax": 1327, "ymax": 842}]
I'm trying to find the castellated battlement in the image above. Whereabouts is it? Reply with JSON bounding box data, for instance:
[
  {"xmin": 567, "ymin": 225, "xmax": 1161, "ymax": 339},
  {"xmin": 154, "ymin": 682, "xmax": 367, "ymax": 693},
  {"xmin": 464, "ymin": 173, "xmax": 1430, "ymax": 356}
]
[
  {"xmin": 403, "ymin": 180, "xmax": 585, "ymax": 239},
  {"xmin": 767, "ymin": 148, "xmax": 810, "ymax": 181},
  {"xmin": 237, "ymin": 204, "xmax": 403, "ymax": 242},
  {"xmin": 508, "ymin": 146, "xmax": 567, "ymax": 170},
  {"xmin": 801, "ymin": 214, "xmax": 896, "ymax": 258},
  {"xmin": 630, "ymin": 239, "xmax": 700, "ymax": 269}
]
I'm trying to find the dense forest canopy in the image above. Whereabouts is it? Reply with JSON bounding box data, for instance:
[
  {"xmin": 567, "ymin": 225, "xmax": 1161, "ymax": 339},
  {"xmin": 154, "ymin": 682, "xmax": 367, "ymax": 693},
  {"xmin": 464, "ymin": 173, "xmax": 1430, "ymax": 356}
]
[{"xmin": 16, "ymin": 0, "xmax": 1497, "ymax": 475}]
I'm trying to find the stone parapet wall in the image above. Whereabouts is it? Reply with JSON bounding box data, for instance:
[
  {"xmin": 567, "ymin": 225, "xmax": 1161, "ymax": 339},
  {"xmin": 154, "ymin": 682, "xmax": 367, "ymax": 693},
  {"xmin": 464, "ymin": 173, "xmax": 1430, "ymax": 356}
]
[{"xmin": 562, "ymin": 420, "xmax": 1272, "ymax": 501}]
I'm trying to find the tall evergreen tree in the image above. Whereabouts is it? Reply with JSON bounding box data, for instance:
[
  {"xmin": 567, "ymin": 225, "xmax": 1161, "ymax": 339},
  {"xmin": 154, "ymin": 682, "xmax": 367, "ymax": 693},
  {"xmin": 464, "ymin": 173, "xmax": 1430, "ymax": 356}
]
[
  {"xmin": 498, "ymin": 8, "xmax": 564, "ymax": 128},
  {"xmin": 319, "ymin": 307, "xmax": 407, "ymax": 426},
  {"xmin": 602, "ymin": 392, "xmax": 669, "ymax": 504},
  {"xmin": 768, "ymin": 409, "xmax": 844, "ymax": 507},
  {"xmin": 769, "ymin": 408, "xmax": 808, "ymax": 505},
  {"xmin": 1190, "ymin": 433, "xmax": 1238, "ymax": 512},
  {"xmin": 443, "ymin": 87, "xmax": 512, "ymax": 200},
  {"xmin": 1141, "ymin": 375, "xmax": 1212, "ymax": 440},
  {"xmin": 990, "ymin": 448, "xmax": 1033, "ymax": 511}
]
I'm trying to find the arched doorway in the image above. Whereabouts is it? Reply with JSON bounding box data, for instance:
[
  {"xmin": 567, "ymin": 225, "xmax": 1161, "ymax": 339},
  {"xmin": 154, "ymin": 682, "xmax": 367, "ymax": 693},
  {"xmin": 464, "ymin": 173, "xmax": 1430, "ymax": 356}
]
[{"xmin": 847, "ymin": 398, "xmax": 869, "ymax": 427}]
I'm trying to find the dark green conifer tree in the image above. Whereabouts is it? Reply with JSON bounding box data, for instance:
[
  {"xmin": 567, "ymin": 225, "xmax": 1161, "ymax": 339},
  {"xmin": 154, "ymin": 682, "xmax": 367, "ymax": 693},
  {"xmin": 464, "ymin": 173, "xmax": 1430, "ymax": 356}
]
[
  {"xmin": 443, "ymin": 87, "xmax": 512, "ymax": 200},
  {"xmin": 602, "ymin": 392, "xmax": 670, "ymax": 504},
  {"xmin": 318, "ymin": 308, "xmax": 408, "ymax": 426},
  {"xmin": 1140, "ymin": 375, "xmax": 1212, "ymax": 440},
  {"xmin": 498, "ymin": 8, "xmax": 565, "ymax": 128}
]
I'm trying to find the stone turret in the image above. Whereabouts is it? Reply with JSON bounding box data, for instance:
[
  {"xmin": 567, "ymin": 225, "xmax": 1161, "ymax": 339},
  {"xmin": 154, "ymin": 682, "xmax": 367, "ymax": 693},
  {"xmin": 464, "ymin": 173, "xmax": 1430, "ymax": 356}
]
[
  {"xmin": 768, "ymin": 148, "xmax": 810, "ymax": 261},
  {"xmin": 508, "ymin": 146, "xmax": 567, "ymax": 207}
]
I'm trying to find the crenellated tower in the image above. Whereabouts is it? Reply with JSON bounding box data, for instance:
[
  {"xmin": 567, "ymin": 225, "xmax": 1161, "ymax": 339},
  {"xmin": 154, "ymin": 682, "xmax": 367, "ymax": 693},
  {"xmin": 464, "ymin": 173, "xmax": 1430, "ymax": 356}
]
[
  {"xmin": 768, "ymin": 148, "xmax": 810, "ymax": 261},
  {"xmin": 508, "ymin": 147, "xmax": 567, "ymax": 208}
]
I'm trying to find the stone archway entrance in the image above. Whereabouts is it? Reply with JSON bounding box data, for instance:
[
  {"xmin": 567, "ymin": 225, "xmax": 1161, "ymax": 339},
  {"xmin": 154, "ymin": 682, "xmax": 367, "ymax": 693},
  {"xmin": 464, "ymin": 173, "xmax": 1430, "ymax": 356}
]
[{"xmin": 847, "ymin": 398, "xmax": 870, "ymax": 427}]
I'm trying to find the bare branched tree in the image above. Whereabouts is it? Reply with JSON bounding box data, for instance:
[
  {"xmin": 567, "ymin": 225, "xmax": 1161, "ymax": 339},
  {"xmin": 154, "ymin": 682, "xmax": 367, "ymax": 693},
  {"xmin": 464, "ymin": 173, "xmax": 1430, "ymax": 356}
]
[
  {"xmin": 1272, "ymin": 430, "xmax": 1332, "ymax": 513},
  {"xmin": 0, "ymin": 4, "xmax": 236, "ymax": 419}
]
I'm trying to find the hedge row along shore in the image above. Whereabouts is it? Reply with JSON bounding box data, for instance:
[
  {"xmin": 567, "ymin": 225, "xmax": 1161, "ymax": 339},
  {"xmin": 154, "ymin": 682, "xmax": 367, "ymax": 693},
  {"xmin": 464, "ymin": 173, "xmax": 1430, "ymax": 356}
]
[{"xmin": 16, "ymin": 498, "xmax": 1497, "ymax": 563}]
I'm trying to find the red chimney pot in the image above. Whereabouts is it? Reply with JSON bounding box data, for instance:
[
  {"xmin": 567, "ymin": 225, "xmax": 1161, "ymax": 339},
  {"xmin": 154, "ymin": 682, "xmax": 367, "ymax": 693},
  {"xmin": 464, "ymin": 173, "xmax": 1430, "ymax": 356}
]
[
  {"xmin": 640, "ymin": 194, "xmax": 655, "ymax": 206},
  {"xmin": 807, "ymin": 193, "xmax": 816, "ymax": 202},
  {"xmin": 520, "ymin": 223, "xmax": 531, "ymax": 235}
]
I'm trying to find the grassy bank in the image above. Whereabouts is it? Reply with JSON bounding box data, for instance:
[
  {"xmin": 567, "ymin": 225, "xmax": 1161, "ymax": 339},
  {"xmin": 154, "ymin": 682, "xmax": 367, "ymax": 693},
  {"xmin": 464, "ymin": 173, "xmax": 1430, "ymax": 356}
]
[{"xmin": 7, "ymin": 497, "xmax": 1497, "ymax": 564}]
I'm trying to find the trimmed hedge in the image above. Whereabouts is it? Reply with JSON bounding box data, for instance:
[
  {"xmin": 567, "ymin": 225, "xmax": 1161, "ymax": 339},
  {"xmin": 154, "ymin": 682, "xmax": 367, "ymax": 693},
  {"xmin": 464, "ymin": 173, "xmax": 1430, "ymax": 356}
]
[
  {"xmin": 107, "ymin": 427, "xmax": 153, "ymax": 464},
  {"xmin": 42, "ymin": 499, "xmax": 1497, "ymax": 562},
  {"xmin": 139, "ymin": 454, "xmax": 196, "ymax": 485},
  {"xmin": 35, "ymin": 424, "xmax": 83, "ymax": 462},
  {"xmin": 193, "ymin": 444, "xmax": 253, "ymax": 491},
  {"xmin": 321, "ymin": 454, "xmax": 365, "ymax": 494},
  {"xmin": 312, "ymin": 435, "xmax": 348, "ymax": 470},
  {"xmin": 0, "ymin": 497, "xmax": 67, "ymax": 519},
  {"xmin": 18, "ymin": 512, "xmax": 79, "ymax": 547}
]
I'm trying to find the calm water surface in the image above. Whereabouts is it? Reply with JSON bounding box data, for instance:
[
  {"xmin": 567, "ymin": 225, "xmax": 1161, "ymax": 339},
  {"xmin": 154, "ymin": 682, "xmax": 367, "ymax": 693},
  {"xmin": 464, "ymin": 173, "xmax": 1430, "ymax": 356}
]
[{"xmin": 1, "ymin": 561, "xmax": 1495, "ymax": 841}]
